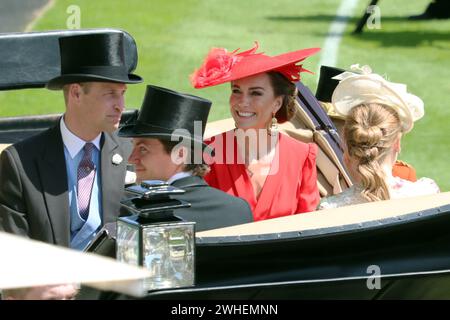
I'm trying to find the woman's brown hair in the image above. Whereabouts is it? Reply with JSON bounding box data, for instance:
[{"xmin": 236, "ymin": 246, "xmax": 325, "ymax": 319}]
[{"xmin": 267, "ymin": 71, "xmax": 297, "ymax": 123}]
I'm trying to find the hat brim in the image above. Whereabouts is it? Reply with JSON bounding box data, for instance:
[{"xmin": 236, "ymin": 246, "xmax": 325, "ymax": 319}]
[
  {"xmin": 46, "ymin": 73, "xmax": 143, "ymax": 90},
  {"xmin": 118, "ymin": 123, "xmax": 209, "ymax": 150},
  {"xmin": 194, "ymin": 47, "xmax": 320, "ymax": 88},
  {"xmin": 331, "ymin": 75, "xmax": 417, "ymax": 133}
]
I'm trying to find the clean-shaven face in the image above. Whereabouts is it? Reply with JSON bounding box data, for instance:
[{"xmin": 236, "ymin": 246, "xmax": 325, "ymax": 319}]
[
  {"xmin": 229, "ymin": 73, "xmax": 282, "ymax": 131},
  {"xmin": 128, "ymin": 138, "xmax": 181, "ymax": 182},
  {"xmin": 78, "ymin": 82, "xmax": 127, "ymax": 133}
]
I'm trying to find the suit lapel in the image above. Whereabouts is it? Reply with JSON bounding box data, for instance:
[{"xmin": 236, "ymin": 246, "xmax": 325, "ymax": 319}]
[
  {"xmin": 37, "ymin": 126, "xmax": 70, "ymax": 246},
  {"xmin": 100, "ymin": 133, "xmax": 127, "ymax": 223}
]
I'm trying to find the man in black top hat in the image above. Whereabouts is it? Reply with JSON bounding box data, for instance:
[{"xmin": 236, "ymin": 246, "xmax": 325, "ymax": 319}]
[
  {"xmin": 0, "ymin": 32, "xmax": 142, "ymax": 299},
  {"xmin": 315, "ymin": 65, "xmax": 347, "ymax": 135},
  {"xmin": 119, "ymin": 85, "xmax": 253, "ymax": 231}
]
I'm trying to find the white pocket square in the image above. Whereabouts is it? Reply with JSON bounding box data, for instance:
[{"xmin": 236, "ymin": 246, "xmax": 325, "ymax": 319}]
[{"xmin": 125, "ymin": 170, "xmax": 136, "ymax": 185}]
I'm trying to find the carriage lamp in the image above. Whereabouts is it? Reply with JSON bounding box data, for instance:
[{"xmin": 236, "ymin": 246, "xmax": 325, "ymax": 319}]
[{"xmin": 116, "ymin": 181, "xmax": 195, "ymax": 291}]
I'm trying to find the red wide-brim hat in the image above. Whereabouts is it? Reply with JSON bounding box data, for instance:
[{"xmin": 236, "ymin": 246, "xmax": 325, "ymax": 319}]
[{"xmin": 190, "ymin": 42, "xmax": 320, "ymax": 89}]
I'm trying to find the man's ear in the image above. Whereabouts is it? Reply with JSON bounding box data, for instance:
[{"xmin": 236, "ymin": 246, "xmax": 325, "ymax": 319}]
[
  {"xmin": 68, "ymin": 84, "xmax": 83, "ymax": 103},
  {"xmin": 171, "ymin": 145, "xmax": 190, "ymax": 165},
  {"xmin": 178, "ymin": 146, "xmax": 190, "ymax": 163}
]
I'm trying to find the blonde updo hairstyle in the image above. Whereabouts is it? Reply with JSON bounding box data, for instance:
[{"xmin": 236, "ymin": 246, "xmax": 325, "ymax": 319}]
[
  {"xmin": 267, "ymin": 71, "xmax": 298, "ymax": 123},
  {"xmin": 344, "ymin": 103, "xmax": 402, "ymax": 201}
]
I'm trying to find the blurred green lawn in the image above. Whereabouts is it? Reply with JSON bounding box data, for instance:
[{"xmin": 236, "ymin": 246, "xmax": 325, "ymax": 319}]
[{"xmin": 0, "ymin": 0, "xmax": 448, "ymax": 190}]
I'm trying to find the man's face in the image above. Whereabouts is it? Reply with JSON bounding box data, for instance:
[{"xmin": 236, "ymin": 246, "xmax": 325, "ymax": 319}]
[
  {"xmin": 77, "ymin": 82, "xmax": 127, "ymax": 133},
  {"xmin": 128, "ymin": 138, "xmax": 181, "ymax": 182}
]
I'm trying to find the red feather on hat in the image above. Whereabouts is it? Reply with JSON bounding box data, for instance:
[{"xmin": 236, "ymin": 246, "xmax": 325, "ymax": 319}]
[{"xmin": 190, "ymin": 42, "xmax": 261, "ymax": 88}]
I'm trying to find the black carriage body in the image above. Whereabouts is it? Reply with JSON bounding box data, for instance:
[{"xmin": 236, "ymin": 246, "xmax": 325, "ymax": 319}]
[{"xmin": 145, "ymin": 203, "xmax": 450, "ymax": 300}]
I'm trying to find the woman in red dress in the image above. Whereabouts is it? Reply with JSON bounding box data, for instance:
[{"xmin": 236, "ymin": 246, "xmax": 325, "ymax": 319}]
[{"xmin": 190, "ymin": 43, "xmax": 321, "ymax": 221}]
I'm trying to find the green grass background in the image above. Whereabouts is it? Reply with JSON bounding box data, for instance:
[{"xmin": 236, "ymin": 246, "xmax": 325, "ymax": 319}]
[{"xmin": 0, "ymin": 0, "xmax": 448, "ymax": 191}]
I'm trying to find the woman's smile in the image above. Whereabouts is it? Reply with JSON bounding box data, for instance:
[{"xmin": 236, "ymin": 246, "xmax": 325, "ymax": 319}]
[{"xmin": 236, "ymin": 111, "xmax": 256, "ymax": 118}]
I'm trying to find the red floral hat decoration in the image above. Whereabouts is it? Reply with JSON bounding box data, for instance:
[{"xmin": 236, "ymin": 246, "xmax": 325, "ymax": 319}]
[{"xmin": 190, "ymin": 42, "xmax": 320, "ymax": 89}]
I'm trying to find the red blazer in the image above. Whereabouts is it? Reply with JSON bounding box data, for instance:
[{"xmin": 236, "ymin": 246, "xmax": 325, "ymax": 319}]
[{"xmin": 205, "ymin": 131, "xmax": 320, "ymax": 221}]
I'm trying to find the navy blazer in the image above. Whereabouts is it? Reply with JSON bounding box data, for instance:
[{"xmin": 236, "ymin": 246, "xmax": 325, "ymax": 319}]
[{"xmin": 170, "ymin": 176, "xmax": 253, "ymax": 231}]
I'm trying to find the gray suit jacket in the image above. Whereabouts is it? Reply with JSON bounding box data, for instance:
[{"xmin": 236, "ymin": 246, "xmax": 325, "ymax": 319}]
[
  {"xmin": 170, "ymin": 176, "xmax": 253, "ymax": 231},
  {"xmin": 0, "ymin": 124, "xmax": 131, "ymax": 247}
]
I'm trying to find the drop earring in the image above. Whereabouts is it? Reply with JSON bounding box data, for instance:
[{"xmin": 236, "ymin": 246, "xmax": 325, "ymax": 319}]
[{"xmin": 268, "ymin": 112, "xmax": 278, "ymax": 136}]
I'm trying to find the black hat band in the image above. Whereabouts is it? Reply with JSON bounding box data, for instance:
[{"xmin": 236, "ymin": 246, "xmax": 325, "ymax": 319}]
[
  {"xmin": 61, "ymin": 65, "xmax": 129, "ymax": 78},
  {"xmin": 133, "ymin": 121, "xmax": 204, "ymax": 141}
]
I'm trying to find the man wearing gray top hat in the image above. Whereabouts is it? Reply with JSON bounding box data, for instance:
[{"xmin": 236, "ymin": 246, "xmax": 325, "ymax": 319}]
[{"xmin": 119, "ymin": 85, "xmax": 253, "ymax": 231}]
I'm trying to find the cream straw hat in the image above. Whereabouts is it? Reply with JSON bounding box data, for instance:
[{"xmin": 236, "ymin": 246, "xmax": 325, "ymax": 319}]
[{"xmin": 331, "ymin": 65, "xmax": 424, "ymax": 133}]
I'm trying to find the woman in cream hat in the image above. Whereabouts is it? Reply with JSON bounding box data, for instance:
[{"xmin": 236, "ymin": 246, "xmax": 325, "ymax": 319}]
[
  {"xmin": 191, "ymin": 42, "xmax": 321, "ymax": 221},
  {"xmin": 315, "ymin": 65, "xmax": 419, "ymax": 182},
  {"xmin": 319, "ymin": 65, "xmax": 439, "ymax": 209}
]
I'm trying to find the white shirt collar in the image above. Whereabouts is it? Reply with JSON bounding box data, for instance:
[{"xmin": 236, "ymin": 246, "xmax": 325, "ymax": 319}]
[
  {"xmin": 60, "ymin": 116, "xmax": 101, "ymax": 159},
  {"xmin": 167, "ymin": 171, "xmax": 192, "ymax": 185}
]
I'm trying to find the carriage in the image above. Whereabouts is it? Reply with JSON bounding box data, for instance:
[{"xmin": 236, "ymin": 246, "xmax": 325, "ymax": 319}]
[{"xmin": 1, "ymin": 29, "xmax": 449, "ymax": 299}]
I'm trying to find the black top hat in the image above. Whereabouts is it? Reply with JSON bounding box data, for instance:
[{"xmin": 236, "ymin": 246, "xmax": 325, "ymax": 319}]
[
  {"xmin": 315, "ymin": 65, "xmax": 346, "ymax": 103},
  {"xmin": 118, "ymin": 85, "xmax": 211, "ymax": 148},
  {"xmin": 47, "ymin": 33, "xmax": 142, "ymax": 90}
]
